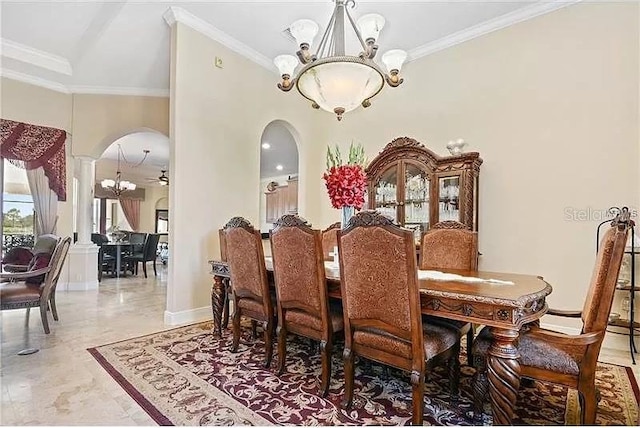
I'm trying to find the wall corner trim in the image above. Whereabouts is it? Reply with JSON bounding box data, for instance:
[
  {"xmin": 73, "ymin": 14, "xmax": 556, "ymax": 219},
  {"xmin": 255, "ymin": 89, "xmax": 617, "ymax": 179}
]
[
  {"xmin": 162, "ymin": 6, "xmax": 277, "ymax": 74},
  {"xmin": 408, "ymin": 0, "xmax": 582, "ymax": 61}
]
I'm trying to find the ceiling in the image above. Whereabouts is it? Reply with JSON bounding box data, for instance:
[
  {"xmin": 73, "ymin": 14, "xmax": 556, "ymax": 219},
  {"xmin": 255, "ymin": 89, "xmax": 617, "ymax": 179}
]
[
  {"xmin": 260, "ymin": 122, "xmax": 298, "ymax": 179},
  {"xmin": 0, "ymin": 0, "xmax": 572, "ymax": 95},
  {"xmin": 96, "ymin": 131, "xmax": 170, "ymax": 187}
]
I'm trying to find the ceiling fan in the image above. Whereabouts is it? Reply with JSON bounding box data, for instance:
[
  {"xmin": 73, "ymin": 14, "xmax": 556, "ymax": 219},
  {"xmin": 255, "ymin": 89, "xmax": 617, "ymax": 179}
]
[
  {"xmin": 158, "ymin": 170, "xmax": 169, "ymax": 186},
  {"xmin": 144, "ymin": 169, "xmax": 169, "ymax": 186}
]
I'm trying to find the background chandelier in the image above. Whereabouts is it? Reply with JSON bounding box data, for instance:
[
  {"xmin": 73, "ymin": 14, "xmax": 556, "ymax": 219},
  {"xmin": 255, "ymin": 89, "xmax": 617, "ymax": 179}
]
[
  {"xmin": 100, "ymin": 144, "xmax": 148, "ymax": 197},
  {"xmin": 274, "ymin": 0, "xmax": 407, "ymax": 121}
]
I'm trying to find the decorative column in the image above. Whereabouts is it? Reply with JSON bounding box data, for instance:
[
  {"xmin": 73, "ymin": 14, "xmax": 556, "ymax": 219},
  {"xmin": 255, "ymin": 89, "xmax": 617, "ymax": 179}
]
[
  {"xmin": 64, "ymin": 156, "xmax": 99, "ymax": 291},
  {"xmin": 77, "ymin": 157, "xmax": 95, "ymax": 244}
]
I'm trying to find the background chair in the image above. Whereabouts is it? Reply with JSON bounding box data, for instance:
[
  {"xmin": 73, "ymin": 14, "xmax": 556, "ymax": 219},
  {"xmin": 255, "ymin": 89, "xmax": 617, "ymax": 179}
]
[
  {"xmin": 0, "ymin": 237, "xmax": 71, "ymax": 334},
  {"xmin": 124, "ymin": 233, "xmax": 160, "ymax": 278},
  {"xmin": 471, "ymin": 210, "xmax": 631, "ymax": 425},
  {"xmin": 1, "ymin": 234, "xmax": 60, "ymax": 272},
  {"xmin": 270, "ymin": 215, "xmax": 344, "ymax": 396},
  {"xmin": 91, "ymin": 233, "xmax": 114, "ymax": 281},
  {"xmin": 420, "ymin": 220, "xmax": 478, "ymax": 364},
  {"xmin": 321, "ymin": 222, "xmax": 341, "ymax": 261},
  {"xmin": 339, "ymin": 211, "xmax": 461, "ymax": 425},
  {"xmin": 223, "ymin": 217, "xmax": 275, "ymax": 367}
]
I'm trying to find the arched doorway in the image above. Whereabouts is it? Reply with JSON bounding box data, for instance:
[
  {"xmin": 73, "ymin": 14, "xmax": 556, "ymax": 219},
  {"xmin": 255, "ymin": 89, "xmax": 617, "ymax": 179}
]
[
  {"xmin": 89, "ymin": 129, "xmax": 170, "ymax": 282},
  {"xmin": 259, "ymin": 120, "xmax": 300, "ymax": 233}
]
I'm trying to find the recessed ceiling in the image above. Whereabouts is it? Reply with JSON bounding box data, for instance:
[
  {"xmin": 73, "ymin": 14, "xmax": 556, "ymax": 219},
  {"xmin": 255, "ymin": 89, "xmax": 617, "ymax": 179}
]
[{"xmin": 0, "ymin": 1, "xmax": 568, "ymax": 94}]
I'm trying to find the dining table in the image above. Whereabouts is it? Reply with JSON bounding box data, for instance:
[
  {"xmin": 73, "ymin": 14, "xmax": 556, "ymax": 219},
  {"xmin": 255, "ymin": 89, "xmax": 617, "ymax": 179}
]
[
  {"xmin": 102, "ymin": 241, "xmax": 133, "ymax": 278},
  {"xmin": 208, "ymin": 257, "xmax": 552, "ymax": 426}
]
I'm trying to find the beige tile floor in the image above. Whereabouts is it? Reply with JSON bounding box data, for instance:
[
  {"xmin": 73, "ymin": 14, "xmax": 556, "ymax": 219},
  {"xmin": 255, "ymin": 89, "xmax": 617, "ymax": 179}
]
[{"xmin": 1, "ymin": 266, "xmax": 639, "ymax": 426}]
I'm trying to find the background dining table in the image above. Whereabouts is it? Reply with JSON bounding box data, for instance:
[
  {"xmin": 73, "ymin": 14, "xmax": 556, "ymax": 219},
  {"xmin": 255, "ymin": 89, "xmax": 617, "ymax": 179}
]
[
  {"xmin": 208, "ymin": 258, "xmax": 552, "ymax": 425},
  {"xmin": 102, "ymin": 241, "xmax": 133, "ymax": 278}
]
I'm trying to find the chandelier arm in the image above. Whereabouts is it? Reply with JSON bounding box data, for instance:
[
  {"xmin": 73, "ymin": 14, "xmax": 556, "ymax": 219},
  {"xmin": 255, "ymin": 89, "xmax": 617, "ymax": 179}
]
[
  {"xmin": 316, "ymin": 2, "xmax": 338, "ymax": 59},
  {"xmin": 344, "ymin": 4, "xmax": 368, "ymax": 53}
]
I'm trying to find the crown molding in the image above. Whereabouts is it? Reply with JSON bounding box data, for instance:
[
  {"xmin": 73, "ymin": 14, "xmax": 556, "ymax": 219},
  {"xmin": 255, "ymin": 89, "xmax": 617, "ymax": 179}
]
[
  {"xmin": 163, "ymin": 6, "xmax": 277, "ymax": 73},
  {"xmin": 408, "ymin": 0, "xmax": 582, "ymax": 61},
  {"xmin": 68, "ymin": 85, "xmax": 169, "ymax": 97},
  {"xmin": 1, "ymin": 38, "xmax": 73, "ymax": 76},
  {"xmin": 1, "ymin": 68, "xmax": 70, "ymax": 93},
  {"xmin": 1, "ymin": 70, "xmax": 169, "ymax": 97}
]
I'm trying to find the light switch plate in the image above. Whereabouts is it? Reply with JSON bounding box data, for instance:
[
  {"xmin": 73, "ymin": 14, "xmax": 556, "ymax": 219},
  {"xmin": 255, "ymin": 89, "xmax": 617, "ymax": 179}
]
[{"xmin": 214, "ymin": 56, "xmax": 223, "ymax": 68}]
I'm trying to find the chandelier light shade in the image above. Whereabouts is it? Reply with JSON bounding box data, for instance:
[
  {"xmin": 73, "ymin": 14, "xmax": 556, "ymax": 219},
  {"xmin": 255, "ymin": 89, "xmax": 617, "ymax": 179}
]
[
  {"xmin": 101, "ymin": 144, "xmax": 143, "ymax": 197},
  {"xmin": 274, "ymin": 0, "xmax": 407, "ymax": 121}
]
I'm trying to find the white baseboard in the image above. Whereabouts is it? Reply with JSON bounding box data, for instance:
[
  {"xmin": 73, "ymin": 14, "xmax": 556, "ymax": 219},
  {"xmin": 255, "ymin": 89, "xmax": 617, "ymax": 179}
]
[
  {"xmin": 541, "ymin": 322, "xmax": 631, "ymax": 353},
  {"xmin": 164, "ymin": 306, "xmax": 211, "ymax": 326},
  {"xmin": 64, "ymin": 279, "xmax": 99, "ymax": 291}
]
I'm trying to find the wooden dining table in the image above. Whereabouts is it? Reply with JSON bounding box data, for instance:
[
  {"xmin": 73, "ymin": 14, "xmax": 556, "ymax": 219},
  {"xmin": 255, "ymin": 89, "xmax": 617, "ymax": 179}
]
[{"xmin": 208, "ymin": 258, "xmax": 552, "ymax": 425}]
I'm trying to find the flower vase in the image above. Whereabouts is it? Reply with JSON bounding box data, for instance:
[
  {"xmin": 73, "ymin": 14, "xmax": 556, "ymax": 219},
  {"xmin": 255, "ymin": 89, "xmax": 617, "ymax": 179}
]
[{"xmin": 341, "ymin": 206, "xmax": 355, "ymax": 229}]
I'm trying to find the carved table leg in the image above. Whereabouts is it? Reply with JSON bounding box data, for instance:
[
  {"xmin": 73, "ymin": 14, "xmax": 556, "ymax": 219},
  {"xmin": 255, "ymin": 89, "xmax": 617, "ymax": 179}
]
[
  {"xmin": 488, "ymin": 328, "xmax": 520, "ymax": 425},
  {"xmin": 222, "ymin": 278, "xmax": 231, "ymax": 328},
  {"xmin": 211, "ymin": 275, "xmax": 226, "ymax": 337}
]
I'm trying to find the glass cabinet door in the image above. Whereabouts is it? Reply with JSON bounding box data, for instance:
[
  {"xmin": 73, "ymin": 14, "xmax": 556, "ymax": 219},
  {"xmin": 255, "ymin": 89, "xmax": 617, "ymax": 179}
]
[
  {"xmin": 373, "ymin": 165, "xmax": 399, "ymax": 221},
  {"xmin": 438, "ymin": 175, "xmax": 461, "ymax": 222},
  {"xmin": 404, "ymin": 162, "xmax": 430, "ymax": 232}
]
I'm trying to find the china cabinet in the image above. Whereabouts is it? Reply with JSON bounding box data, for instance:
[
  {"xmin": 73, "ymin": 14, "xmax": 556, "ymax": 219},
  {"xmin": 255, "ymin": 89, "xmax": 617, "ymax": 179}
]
[{"xmin": 365, "ymin": 137, "xmax": 482, "ymax": 234}]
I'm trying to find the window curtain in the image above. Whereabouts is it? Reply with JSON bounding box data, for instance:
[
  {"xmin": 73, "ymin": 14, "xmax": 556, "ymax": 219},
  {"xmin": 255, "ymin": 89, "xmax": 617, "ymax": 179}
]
[
  {"xmin": 119, "ymin": 198, "xmax": 140, "ymax": 232},
  {"xmin": 26, "ymin": 167, "xmax": 58, "ymax": 235},
  {"xmin": 0, "ymin": 119, "xmax": 67, "ymax": 201}
]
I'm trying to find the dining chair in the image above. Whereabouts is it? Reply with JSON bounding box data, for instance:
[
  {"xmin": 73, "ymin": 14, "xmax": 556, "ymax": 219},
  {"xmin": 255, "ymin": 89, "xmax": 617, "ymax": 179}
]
[
  {"xmin": 339, "ymin": 211, "xmax": 461, "ymax": 425},
  {"xmin": 270, "ymin": 215, "xmax": 344, "ymax": 396},
  {"xmin": 223, "ymin": 217, "xmax": 275, "ymax": 367},
  {"xmin": 321, "ymin": 222, "xmax": 341, "ymax": 261},
  {"xmin": 471, "ymin": 209, "xmax": 631, "ymax": 425},
  {"xmin": 420, "ymin": 220, "xmax": 478, "ymax": 365},
  {"xmin": 124, "ymin": 233, "xmax": 159, "ymax": 278},
  {"xmin": 0, "ymin": 237, "xmax": 71, "ymax": 334}
]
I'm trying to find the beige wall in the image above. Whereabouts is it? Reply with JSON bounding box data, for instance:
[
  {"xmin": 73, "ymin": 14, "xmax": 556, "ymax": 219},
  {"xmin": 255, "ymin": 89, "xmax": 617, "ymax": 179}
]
[
  {"xmin": 168, "ymin": 3, "xmax": 639, "ymax": 323},
  {"xmin": 167, "ymin": 22, "xmax": 321, "ymax": 316},
  {"xmin": 309, "ymin": 3, "xmax": 640, "ymax": 329},
  {"xmin": 1, "ymin": 79, "xmax": 170, "ymax": 240},
  {"xmin": 139, "ymin": 186, "xmax": 169, "ymax": 233},
  {"xmin": 0, "ymin": 78, "xmax": 75, "ymax": 238},
  {"xmin": 71, "ymin": 94, "xmax": 169, "ymax": 158}
]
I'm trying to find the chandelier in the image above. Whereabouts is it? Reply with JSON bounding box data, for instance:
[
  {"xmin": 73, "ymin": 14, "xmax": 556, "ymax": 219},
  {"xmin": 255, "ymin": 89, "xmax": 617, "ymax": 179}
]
[
  {"xmin": 274, "ymin": 0, "xmax": 407, "ymax": 121},
  {"xmin": 101, "ymin": 145, "xmax": 147, "ymax": 197}
]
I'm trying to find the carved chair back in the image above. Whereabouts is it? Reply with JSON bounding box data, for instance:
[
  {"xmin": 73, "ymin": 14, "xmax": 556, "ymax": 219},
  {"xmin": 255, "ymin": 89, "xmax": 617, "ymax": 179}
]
[
  {"xmin": 223, "ymin": 217, "xmax": 271, "ymax": 316},
  {"xmin": 41, "ymin": 237, "xmax": 71, "ymax": 301},
  {"xmin": 321, "ymin": 222, "xmax": 341, "ymax": 261},
  {"xmin": 339, "ymin": 211, "xmax": 424, "ymax": 370},
  {"xmin": 420, "ymin": 221, "xmax": 478, "ymax": 271},
  {"xmin": 581, "ymin": 214, "xmax": 630, "ymax": 334},
  {"xmin": 270, "ymin": 215, "xmax": 330, "ymax": 335}
]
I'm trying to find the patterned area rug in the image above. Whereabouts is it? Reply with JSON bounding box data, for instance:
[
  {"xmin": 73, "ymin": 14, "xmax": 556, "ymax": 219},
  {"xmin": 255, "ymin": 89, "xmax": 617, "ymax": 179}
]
[{"xmin": 88, "ymin": 322, "xmax": 639, "ymax": 426}]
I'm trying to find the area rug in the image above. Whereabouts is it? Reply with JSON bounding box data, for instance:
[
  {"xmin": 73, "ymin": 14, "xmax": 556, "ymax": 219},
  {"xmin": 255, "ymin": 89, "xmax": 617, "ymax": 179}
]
[{"xmin": 88, "ymin": 322, "xmax": 639, "ymax": 426}]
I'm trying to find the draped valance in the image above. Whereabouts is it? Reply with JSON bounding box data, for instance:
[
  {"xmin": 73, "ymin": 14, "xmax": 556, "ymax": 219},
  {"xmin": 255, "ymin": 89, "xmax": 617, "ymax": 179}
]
[{"xmin": 0, "ymin": 119, "xmax": 67, "ymax": 201}]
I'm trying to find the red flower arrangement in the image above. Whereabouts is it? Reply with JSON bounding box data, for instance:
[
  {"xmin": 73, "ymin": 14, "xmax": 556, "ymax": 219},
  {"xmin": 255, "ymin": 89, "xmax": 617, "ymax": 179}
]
[{"xmin": 322, "ymin": 143, "xmax": 367, "ymax": 210}]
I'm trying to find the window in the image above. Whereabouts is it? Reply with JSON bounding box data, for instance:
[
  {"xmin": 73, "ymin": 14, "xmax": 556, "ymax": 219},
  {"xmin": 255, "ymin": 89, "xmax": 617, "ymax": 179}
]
[{"xmin": 2, "ymin": 160, "xmax": 35, "ymax": 252}]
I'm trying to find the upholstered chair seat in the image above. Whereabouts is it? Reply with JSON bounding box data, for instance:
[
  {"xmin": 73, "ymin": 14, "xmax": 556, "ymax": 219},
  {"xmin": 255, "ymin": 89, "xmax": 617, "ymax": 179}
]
[
  {"xmin": 339, "ymin": 211, "xmax": 462, "ymax": 425},
  {"xmin": 471, "ymin": 209, "xmax": 631, "ymax": 425},
  {"xmin": 473, "ymin": 327, "xmax": 580, "ymax": 375},
  {"xmin": 270, "ymin": 215, "xmax": 345, "ymax": 397},
  {"xmin": 0, "ymin": 237, "xmax": 71, "ymax": 334},
  {"xmin": 354, "ymin": 322, "xmax": 459, "ymax": 361},
  {"xmin": 285, "ymin": 304, "xmax": 344, "ymax": 332}
]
